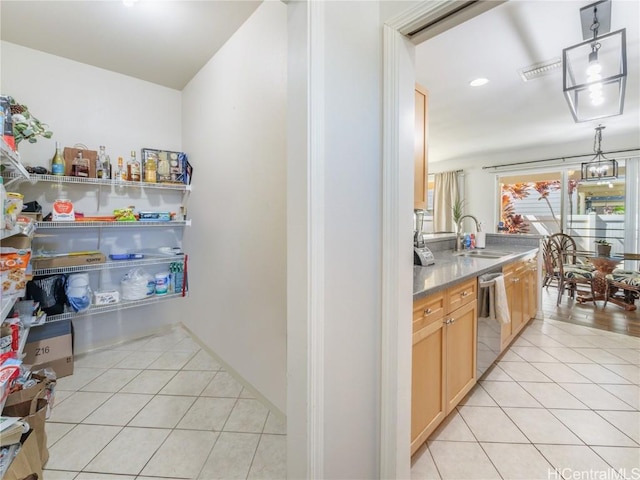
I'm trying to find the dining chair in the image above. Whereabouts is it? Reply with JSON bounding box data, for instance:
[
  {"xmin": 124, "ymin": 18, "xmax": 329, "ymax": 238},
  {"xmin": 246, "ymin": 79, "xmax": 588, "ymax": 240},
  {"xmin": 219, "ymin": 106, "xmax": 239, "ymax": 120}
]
[
  {"xmin": 547, "ymin": 233, "xmax": 596, "ymax": 306},
  {"xmin": 605, "ymin": 269, "xmax": 640, "ymax": 310}
]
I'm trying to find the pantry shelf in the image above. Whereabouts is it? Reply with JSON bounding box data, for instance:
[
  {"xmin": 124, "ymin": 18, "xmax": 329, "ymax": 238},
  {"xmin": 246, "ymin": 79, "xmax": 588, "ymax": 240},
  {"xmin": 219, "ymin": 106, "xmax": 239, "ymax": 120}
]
[
  {"xmin": 32, "ymin": 256, "xmax": 185, "ymax": 276},
  {"xmin": 35, "ymin": 220, "xmax": 191, "ymax": 229},
  {"xmin": 1, "ymin": 294, "xmax": 20, "ymax": 321},
  {"xmin": 0, "ymin": 140, "xmax": 30, "ymax": 181},
  {"xmin": 39, "ymin": 292, "xmax": 186, "ymax": 325},
  {"xmin": 1, "ymin": 172, "xmax": 191, "ymax": 192}
]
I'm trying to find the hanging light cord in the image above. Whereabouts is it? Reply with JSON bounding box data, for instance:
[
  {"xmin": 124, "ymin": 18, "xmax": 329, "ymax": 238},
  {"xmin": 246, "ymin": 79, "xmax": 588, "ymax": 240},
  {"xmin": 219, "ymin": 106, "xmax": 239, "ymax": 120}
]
[{"xmin": 593, "ymin": 125, "xmax": 605, "ymax": 156}]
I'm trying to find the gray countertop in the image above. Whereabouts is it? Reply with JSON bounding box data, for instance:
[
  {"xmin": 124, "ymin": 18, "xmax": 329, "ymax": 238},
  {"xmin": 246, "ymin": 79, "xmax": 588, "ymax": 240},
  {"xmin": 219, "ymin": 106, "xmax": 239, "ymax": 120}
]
[{"xmin": 413, "ymin": 245, "xmax": 540, "ymax": 300}]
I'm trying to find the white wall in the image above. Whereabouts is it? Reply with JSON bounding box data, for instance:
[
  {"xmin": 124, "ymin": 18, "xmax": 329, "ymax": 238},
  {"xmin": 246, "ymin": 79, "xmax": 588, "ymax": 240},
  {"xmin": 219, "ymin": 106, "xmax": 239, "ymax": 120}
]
[
  {"xmin": 180, "ymin": 1, "xmax": 287, "ymax": 412},
  {"xmin": 287, "ymin": 1, "xmax": 383, "ymax": 477},
  {"xmin": 1, "ymin": 41, "xmax": 183, "ymax": 353}
]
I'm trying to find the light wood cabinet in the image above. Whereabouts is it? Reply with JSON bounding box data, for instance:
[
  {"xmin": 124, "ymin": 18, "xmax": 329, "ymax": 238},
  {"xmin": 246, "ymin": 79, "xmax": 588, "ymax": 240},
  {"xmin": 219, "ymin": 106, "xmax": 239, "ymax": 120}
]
[
  {"xmin": 411, "ymin": 278, "xmax": 477, "ymax": 455},
  {"xmin": 414, "ymin": 84, "xmax": 428, "ymax": 210},
  {"xmin": 501, "ymin": 255, "xmax": 538, "ymax": 351}
]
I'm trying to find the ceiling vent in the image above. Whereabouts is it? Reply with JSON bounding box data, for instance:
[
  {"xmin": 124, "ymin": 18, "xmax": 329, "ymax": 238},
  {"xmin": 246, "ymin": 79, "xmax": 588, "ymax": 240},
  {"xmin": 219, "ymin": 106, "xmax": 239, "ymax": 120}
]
[{"xmin": 518, "ymin": 58, "xmax": 562, "ymax": 82}]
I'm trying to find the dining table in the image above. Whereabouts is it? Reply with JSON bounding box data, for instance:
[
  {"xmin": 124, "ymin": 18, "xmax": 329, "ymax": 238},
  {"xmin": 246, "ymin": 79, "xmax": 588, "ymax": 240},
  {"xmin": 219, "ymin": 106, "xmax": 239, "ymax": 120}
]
[{"xmin": 575, "ymin": 254, "xmax": 623, "ymax": 304}]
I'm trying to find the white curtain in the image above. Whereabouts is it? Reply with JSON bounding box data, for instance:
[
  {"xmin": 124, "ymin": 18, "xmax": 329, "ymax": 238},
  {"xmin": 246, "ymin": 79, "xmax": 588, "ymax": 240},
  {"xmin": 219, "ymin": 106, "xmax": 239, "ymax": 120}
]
[{"xmin": 433, "ymin": 170, "xmax": 459, "ymax": 233}]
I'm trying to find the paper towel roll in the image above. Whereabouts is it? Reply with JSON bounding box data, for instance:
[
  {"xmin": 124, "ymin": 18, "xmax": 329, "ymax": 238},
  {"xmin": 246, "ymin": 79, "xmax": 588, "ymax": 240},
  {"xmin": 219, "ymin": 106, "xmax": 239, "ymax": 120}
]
[{"xmin": 476, "ymin": 231, "xmax": 486, "ymax": 249}]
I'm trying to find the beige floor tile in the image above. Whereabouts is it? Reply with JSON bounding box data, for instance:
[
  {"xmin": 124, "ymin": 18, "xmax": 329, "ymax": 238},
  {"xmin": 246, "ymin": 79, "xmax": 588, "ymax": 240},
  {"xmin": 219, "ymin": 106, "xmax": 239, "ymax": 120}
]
[
  {"xmin": 224, "ymin": 399, "xmax": 269, "ymax": 433},
  {"xmin": 159, "ymin": 370, "xmax": 216, "ymax": 396},
  {"xmin": 428, "ymin": 440, "xmax": 500, "ymax": 479},
  {"xmin": 550, "ymin": 409, "xmax": 637, "ymax": 446},
  {"xmin": 110, "ymin": 334, "xmax": 154, "ymax": 351},
  {"xmin": 559, "ymin": 383, "xmax": 637, "ymax": 411},
  {"xmin": 141, "ymin": 429, "xmax": 218, "ymax": 478},
  {"xmin": 80, "ymin": 368, "xmax": 142, "ymax": 392},
  {"xmin": 481, "ymin": 381, "xmax": 543, "ymax": 408},
  {"xmin": 508, "ymin": 346, "xmax": 558, "ymax": 363},
  {"xmin": 602, "ymin": 364, "xmax": 640, "ymax": 384},
  {"xmin": 112, "ymin": 350, "xmax": 163, "ymax": 369},
  {"xmin": 586, "ymin": 335, "xmax": 640, "ymax": 349},
  {"xmin": 596, "ymin": 411, "xmax": 640, "ymax": 444},
  {"xmin": 481, "ymin": 442, "xmax": 553, "ymax": 480},
  {"xmin": 573, "ymin": 348, "xmax": 632, "ymax": 365},
  {"xmin": 128, "ymin": 395, "xmax": 196, "ymax": 428},
  {"xmin": 177, "ymin": 396, "xmax": 236, "ymax": 430},
  {"xmin": 411, "ymin": 445, "xmax": 441, "ymax": 480},
  {"xmin": 591, "ymin": 446, "xmax": 640, "ymax": 473},
  {"xmin": 503, "ymin": 407, "xmax": 582, "ymax": 445},
  {"xmin": 147, "ymin": 350, "xmax": 196, "ymax": 370},
  {"xmin": 497, "ymin": 349, "xmax": 524, "ymax": 362},
  {"xmin": 564, "ymin": 363, "xmax": 631, "ymax": 384},
  {"xmin": 600, "ymin": 384, "xmax": 640, "ymax": 409},
  {"xmin": 263, "ymin": 411, "xmax": 286, "ymax": 435},
  {"xmin": 74, "ymin": 349, "xmax": 133, "ymax": 369},
  {"xmin": 46, "ymin": 424, "xmax": 121, "ymax": 471},
  {"xmin": 119, "ymin": 369, "xmax": 177, "ymax": 394},
  {"xmin": 239, "ymin": 387, "xmax": 256, "ymax": 399},
  {"xmin": 458, "ymin": 384, "xmax": 498, "ymax": 407},
  {"xmin": 171, "ymin": 336, "xmax": 201, "ymax": 353},
  {"xmin": 55, "ymin": 367, "xmax": 106, "ymax": 391},
  {"xmin": 536, "ymin": 444, "xmax": 617, "ymax": 476},
  {"xmin": 46, "ymin": 421, "xmax": 75, "ymax": 447},
  {"xmin": 247, "ymin": 434, "xmax": 287, "ymax": 479},
  {"xmin": 76, "ymin": 474, "xmax": 136, "ymax": 480},
  {"xmin": 428, "ymin": 410, "xmax": 475, "ymax": 442},
  {"xmin": 202, "ymin": 371, "xmax": 243, "ymax": 397},
  {"xmin": 481, "ymin": 364, "xmax": 513, "ymax": 382},
  {"xmin": 516, "ymin": 333, "xmax": 566, "ymax": 348},
  {"xmin": 198, "ymin": 432, "xmax": 260, "ymax": 479},
  {"xmin": 551, "ymin": 335, "xmax": 599, "ymax": 348},
  {"xmin": 183, "ymin": 349, "xmax": 222, "ymax": 371},
  {"xmin": 518, "ymin": 382, "xmax": 588, "ymax": 409},
  {"xmin": 41, "ymin": 471, "xmax": 78, "ymax": 479},
  {"xmin": 608, "ymin": 348, "xmax": 640, "ymax": 365},
  {"xmin": 52, "ymin": 389, "xmax": 74, "ymax": 406},
  {"xmin": 528, "ymin": 362, "xmax": 592, "ymax": 383},
  {"xmin": 498, "ymin": 361, "xmax": 552, "ymax": 382},
  {"xmin": 82, "ymin": 392, "xmax": 153, "ymax": 426},
  {"xmin": 84, "ymin": 426, "xmax": 171, "ymax": 475},
  {"xmin": 511, "ymin": 336, "xmax": 535, "ymax": 347},
  {"xmin": 141, "ymin": 333, "xmax": 187, "ymax": 351},
  {"xmin": 456, "ymin": 406, "xmax": 528, "ymax": 443},
  {"xmin": 539, "ymin": 347, "xmax": 593, "ymax": 364},
  {"xmin": 49, "ymin": 391, "xmax": 112, "ymax": 423}
]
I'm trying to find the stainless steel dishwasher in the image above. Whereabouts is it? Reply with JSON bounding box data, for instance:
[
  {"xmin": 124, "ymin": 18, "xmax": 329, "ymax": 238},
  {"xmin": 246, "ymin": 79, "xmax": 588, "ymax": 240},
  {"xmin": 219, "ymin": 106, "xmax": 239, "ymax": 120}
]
[{"xmin": 477, "ymin": 270, "xmax": 504, "ymax": 378}]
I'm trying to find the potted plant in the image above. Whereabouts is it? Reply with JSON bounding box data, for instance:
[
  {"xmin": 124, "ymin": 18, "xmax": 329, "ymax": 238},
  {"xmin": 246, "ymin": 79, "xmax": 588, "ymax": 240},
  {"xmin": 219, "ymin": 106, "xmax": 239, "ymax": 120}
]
[
  {"xmin": 7, "ymin": 96, "xmax": 53, "ymax": 146},
  {"xmin": 595, "ymin": 239, "xmax": 612, "ymax": 257}
]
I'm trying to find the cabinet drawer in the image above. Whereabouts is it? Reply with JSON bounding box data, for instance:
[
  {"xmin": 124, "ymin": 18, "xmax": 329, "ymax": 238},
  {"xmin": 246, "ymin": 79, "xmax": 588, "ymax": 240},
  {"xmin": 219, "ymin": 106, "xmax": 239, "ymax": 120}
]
[
  {"xmin": 413, "ymin": 292, "xmax": 445, "ymax": 332},
  {"xmin": 446, "ymin": 278, "xmax": 477, "ymax": 314}
]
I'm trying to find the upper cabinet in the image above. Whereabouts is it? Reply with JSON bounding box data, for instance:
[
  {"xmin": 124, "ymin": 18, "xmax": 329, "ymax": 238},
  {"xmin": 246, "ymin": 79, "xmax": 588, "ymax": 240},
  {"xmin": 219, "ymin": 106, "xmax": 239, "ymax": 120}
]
[{"xmin": 414, "ymin": 84, "xmax": 429, "ymax": 211}]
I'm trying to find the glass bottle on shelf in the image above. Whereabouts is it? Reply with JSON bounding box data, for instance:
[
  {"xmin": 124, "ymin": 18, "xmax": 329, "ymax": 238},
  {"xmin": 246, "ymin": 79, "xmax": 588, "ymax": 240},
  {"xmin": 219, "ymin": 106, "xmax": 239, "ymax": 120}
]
[
  {"xmin": 51, "ymin": 141, "xmax": 65, "ymax": 176},
  {"xmin": 96, "ymin": 145, "xmax": 111, "ymax": 179},
  {"xmin": 116, "ymin": 156, "xmax": 127, "ymax": 181},
  {"xmin": 127, "ymin": 150, "xmax": 140, "ymax": 182},
  {"xmin": 144, "ymin": 153, "xmax": 157, "ymax": 183}
]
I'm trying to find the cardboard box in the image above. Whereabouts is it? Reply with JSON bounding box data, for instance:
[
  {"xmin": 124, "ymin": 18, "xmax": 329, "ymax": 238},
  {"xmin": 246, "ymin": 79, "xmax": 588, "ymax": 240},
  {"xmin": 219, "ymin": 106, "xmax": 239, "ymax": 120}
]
[
  {"xmin": 22, "ymin": 320, "xmax": 73, "ymax": 379},
  {"xmin": 31, "ymin": 252, "xmax": 105, "ymax": 270}
]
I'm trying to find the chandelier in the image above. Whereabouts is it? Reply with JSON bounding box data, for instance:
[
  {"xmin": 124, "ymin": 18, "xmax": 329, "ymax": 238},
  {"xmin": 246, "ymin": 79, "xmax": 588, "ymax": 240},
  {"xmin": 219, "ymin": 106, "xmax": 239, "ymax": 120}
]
[{"xmin": 580, "ymin": 125, "xmax": 618, "ymax": 181}]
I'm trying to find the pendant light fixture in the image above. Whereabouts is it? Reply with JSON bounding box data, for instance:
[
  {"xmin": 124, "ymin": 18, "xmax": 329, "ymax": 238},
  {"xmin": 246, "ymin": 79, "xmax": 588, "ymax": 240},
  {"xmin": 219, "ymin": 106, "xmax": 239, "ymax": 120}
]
[
  {"xmin": 563, "ymin": 0, "xmax": 627, "ymax": 123},
  {"xmin": 580, "ymin": 125, "xmax": 618, "ymax": 181}
]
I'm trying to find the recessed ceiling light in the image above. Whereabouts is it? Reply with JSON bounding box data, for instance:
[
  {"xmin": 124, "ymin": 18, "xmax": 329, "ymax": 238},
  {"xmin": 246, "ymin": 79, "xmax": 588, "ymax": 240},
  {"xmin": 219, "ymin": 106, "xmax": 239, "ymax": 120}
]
[{"xmin": 469, "ymin": 78, "xmax": 489, "ymax": 87}]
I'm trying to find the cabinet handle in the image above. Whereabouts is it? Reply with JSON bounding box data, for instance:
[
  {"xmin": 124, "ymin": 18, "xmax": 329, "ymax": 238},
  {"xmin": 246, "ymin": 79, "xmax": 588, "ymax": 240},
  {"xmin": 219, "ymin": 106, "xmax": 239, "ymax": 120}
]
[
  {"xmin": 444, "ymin": 318, "xmax": 455, "ymax": 325},
  {"xmin": 424, "ymin": 308, "xmax": 432, "ymax": 315},
  {"xmin": 461, "ymin": 291, "xmax": 469, "ymax": 297}
]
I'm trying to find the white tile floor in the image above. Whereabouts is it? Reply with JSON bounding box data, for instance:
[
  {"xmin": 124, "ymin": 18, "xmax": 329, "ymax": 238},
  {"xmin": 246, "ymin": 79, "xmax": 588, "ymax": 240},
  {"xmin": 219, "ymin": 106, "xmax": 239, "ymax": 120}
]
[
  {"xmin": 412, "ymin": 317, "xmax": 640, "ymax": 480},
  {"xmin": 42, "ymin": 325, "xmax": 286, "ymax": 480}
]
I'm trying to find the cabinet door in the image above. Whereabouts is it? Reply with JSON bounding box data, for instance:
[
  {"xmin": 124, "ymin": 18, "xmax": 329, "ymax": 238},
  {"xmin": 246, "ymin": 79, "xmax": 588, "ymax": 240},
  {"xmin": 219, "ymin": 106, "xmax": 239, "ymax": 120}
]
[
  {"xmin": 414, "ymin": 84, "xmax": 428, "ymax": 210},
  {"xmin": 511, "ymin": 264, "xmax": 526, "ymax": 332},
  {"xmin": 411, "ymin": 319, "xmax": 445, "ymax": 455},
  {"xmin": 413, "ymin": 291, "xmax": 445, "ymax": 333},
  {"xmin": 445, "ymin": 300, "xmax": 477, "ymax": 412},
  {"xmin": 525, "ymin": 261, "xmax": 538, "ymax": 320}
]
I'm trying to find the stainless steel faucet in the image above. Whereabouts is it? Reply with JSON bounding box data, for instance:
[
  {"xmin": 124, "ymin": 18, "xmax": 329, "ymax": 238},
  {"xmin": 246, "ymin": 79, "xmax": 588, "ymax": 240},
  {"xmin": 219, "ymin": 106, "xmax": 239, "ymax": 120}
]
[{"xmin": 455, "ymin": 214, "xmax": 480, "ymax": 251}]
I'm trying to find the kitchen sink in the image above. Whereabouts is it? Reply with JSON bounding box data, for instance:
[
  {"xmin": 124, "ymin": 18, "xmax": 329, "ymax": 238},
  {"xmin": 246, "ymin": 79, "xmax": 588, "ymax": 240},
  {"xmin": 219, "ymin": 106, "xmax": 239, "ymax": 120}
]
[{"xmin": 453, "ymin": 249, "xmax": 513, "ymax": 259}]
